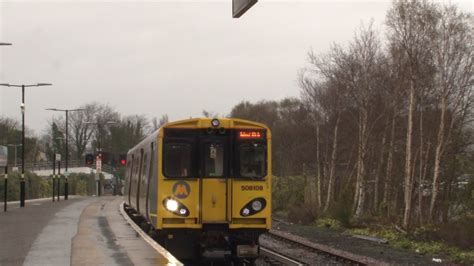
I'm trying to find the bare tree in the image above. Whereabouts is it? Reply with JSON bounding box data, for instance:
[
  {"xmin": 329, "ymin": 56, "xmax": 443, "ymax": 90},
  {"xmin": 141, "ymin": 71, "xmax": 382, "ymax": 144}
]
[
  {"xmin": 429, "ymin": 5, "xmax": 474, "ymax": 222},
  {"xmin": 151, "ymin": 114, "xmax": 169, "ymax": 132},
  {"xmin": 386, "ymin": 0, "xmax": 438, "ymax": 229},
  {"xmin": 68, "ymin": 102, "xmax": 119, "ymax": 159}
]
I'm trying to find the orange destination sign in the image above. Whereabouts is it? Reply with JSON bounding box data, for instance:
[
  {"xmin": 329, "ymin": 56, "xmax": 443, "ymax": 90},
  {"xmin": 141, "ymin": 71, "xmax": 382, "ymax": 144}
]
[{"xmin": 239, "ymin": 131, "xmax": 262, "ymax": 138}]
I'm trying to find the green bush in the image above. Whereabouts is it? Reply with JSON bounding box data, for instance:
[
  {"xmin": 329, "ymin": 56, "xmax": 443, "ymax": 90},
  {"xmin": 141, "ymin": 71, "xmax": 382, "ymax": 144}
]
[
  {"xmin": 0, "ymin": 171, "xmax": 97, "ymax": 201},
  {"xmin": 272, "ymin": 175, "xmax": 316, "ymax": 223}
]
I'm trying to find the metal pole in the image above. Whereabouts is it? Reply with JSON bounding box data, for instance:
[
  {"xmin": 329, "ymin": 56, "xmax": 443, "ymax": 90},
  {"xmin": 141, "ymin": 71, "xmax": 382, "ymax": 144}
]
[
  {"xmin": 4, "ymin": 166, "xmax": 7, "ymax": 212},
  {"xmin": 97, "ymin": 174, "xmax": 101, "ymax": 197},
  {"xmin": 52, "ymin": 159, "xmax": 55, "ymax": 202},
  {"xmin": 97, "ymin": 124, "xmax": 101, "ymax": 197},
  {"xmin": 65, "ymin": 175, "xmax": 68, "ymax": 200},
  {"xmin": 65, "ymin": 110, "xmax": 69, "ymax": 200},
  {"xmin": 20, "ymin": 85, "xmax": 25, "ymax": 207},
  {"xmin": 14, "ymin": 146, "xmax": 17, "ymax": 167},
  {"xmin": 57, "ymin": 161, "xmax": 60, "ymax": 201}
]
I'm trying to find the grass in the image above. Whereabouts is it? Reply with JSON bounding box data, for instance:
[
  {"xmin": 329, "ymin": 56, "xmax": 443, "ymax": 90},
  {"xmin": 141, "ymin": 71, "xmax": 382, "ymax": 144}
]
[
  {"xmin": 315, "ymin": 218, "xmax": 343, "ymax": 230},
  {"xmin": 347, "ymin": 227, "xmax": 474, "ymax": 264}
]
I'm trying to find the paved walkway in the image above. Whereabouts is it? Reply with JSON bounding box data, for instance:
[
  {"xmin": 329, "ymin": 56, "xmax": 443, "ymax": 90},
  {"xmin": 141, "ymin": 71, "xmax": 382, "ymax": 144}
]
[{"xmin": 0, "ymin": 196, "xmax": 180, "ymax": 266}]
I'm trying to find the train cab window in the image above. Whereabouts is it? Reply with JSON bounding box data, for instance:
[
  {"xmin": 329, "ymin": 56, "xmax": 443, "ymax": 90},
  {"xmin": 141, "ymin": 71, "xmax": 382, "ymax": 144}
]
[
  {"xmin": 163, "ymin": 142, "xmax": 193, "ymax": 178},
  {"xmin": 238, "ymin": 142, "xmax": 266, "ymax": 178},
  {"xmin": 204, "ymin": 143, "xmax": 224, "ymax": 177}
]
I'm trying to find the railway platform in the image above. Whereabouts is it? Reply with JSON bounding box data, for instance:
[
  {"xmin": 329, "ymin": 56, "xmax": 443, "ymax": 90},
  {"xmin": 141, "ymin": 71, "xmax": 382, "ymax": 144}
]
[{"xmin": 0, "ymin": 196, "xmax": 181, "ymax": 266}]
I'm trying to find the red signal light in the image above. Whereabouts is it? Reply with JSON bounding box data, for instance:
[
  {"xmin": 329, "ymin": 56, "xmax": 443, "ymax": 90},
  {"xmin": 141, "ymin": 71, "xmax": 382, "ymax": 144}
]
[{"xmin": 118, "ymin": 154, "xmax": 127, "ymax": 166}]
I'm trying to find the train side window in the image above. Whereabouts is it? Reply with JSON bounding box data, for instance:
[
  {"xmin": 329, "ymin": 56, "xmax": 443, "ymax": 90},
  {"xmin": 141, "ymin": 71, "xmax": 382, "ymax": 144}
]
[
  {"xmin": 237, "ymin": 142, "xmax": 266, "ymax": 178},
  {"xmin": 163, "ymin": 142, "xmax": 193, "ymax": 178}
]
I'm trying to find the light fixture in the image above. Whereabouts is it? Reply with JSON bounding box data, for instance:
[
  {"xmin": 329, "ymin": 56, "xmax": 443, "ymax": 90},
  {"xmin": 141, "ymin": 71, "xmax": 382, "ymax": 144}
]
[
  {"xmin": 211, "ymin": 118, "xmax": 220, "ymax": 127},
  {"xmin": 163, "ymin": 198, "xmax": 190, "ymax": 217},
  {"xmin": 240, "ymin": 198, "xmax": 267, "ymax": 216},
  {"xmin": 252, "ymin": 200, "xmax": 263, "ymax": 211},
  {"xmin": 165, "ymin": 199, "xmax": 178, "ymax": 212}
]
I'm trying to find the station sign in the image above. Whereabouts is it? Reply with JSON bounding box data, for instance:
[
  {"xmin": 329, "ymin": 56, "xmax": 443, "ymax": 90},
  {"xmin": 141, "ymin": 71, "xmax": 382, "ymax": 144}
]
[
  {"xmin": 55, "ymin": 153, "xmax": 61, "ymax": 161},
  {"xmin": 96, "ymin": 156, "xmax": 102, "ymax": 172},
  {"xmin": 0, "ymin": 146, "xmax": 7, "ymax": 167}
]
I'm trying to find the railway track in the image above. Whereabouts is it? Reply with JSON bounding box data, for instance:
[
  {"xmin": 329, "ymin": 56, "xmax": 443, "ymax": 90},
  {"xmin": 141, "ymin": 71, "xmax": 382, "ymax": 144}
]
[
  {"xmin": 122, "ymin": 210, "xmax": 384, "ymax": 265},
  {"xmin": 261, "ymin": 228, "xmax": 388, "ymax": 266},
  {"xmin": 258, "ymin": 247, "xmax": 304, "ymax": 265}
]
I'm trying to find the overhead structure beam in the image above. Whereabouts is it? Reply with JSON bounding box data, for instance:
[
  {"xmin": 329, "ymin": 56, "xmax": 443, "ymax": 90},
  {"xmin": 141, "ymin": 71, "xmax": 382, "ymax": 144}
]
[{"xmin": 233, "ymin": 0, "xmax": 258, "ymax": 18}]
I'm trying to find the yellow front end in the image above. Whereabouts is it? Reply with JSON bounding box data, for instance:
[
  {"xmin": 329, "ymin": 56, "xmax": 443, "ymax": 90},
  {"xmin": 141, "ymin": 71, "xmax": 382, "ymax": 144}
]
[{"xmin": 154, "ymin": 118, "xmax": 271, "ymax": 261}]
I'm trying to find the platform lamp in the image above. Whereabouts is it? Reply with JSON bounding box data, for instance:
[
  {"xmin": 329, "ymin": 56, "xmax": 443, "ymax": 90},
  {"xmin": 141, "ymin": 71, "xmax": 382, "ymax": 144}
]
[
  {"xmin": 46, "ymin": 108, "xmax": 85, "ymax": 200},
  {"xmin": 0, "ymin": 83, "xmax": 52, "ymax": 207}
]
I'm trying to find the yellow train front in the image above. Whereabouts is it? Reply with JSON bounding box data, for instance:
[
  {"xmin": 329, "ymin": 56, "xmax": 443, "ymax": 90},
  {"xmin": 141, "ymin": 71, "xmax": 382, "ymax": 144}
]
[{"xmin": 124, "ymin": 118, "xmax": 272, "ymax": 262}]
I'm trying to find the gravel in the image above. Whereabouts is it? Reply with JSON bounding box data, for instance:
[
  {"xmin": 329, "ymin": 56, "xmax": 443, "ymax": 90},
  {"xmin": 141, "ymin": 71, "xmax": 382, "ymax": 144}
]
[{"xmin": 271, "ymin": 220, "xmax": 450, "ymax": 265}]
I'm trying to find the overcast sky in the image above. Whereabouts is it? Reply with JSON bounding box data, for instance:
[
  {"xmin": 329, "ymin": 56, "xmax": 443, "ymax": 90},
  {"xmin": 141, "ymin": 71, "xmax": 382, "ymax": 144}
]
[{"xmin": 0, "ymin": 0, "xmax": 472, "ymax": 135}]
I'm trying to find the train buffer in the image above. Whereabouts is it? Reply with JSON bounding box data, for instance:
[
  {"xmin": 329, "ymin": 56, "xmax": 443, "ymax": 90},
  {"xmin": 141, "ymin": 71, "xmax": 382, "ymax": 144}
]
[{"xmin": 0, "ymin": 196, "xmax": 182, "ymax": 265}]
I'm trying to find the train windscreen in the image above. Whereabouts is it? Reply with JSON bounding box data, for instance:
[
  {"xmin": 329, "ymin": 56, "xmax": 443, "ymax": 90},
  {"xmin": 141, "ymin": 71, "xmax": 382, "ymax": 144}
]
[
  {"xmin": 163, "ymin": 142, "xmax": 193, "ymax": 178},
  {"xmin": 237, "ymin": 142, "xmax": 266, "ymax": 178}
]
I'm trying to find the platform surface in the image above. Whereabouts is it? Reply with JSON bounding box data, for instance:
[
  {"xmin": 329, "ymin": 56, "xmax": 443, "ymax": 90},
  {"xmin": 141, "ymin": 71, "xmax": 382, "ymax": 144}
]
[{"xmin": 0, "ymin": 196, "xmax": 180, "ymax": 265}]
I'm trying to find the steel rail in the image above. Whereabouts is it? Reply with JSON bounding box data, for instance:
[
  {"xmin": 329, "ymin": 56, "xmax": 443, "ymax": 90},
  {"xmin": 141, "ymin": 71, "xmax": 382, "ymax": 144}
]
[
  {"xmin": 259, "ymin": 246, "xmax": 304, "ymax": 266},
  {"xmin": 266, "ymin": 229, "xmax": 389, "ymax": 265}
]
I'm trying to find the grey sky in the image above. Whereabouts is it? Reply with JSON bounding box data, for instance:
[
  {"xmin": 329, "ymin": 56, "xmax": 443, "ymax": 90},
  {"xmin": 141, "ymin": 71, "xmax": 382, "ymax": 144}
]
[{"xmin": 0, "ymin": 0, "xmax": 472, "ymax": 135}]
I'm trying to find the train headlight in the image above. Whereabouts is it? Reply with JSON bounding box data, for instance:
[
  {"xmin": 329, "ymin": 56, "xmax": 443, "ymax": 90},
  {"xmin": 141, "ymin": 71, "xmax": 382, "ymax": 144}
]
[
  {"xmin": 211, "ymin": 118, "xmax": 220, "ymax": 127},
  {"xmin": 165, "ymin": 199, "xmax": 179, "ymax": 212},
  {"xmin": 240, "ymin": 197, "xmax": 267, "ymax": 216},
  {"xmin": 163, "ymin": 197, "xmax": 190, "ymax": 217},
  {"xmin": 251, "ymin": 200, "xmax": 263, "ymax": 211}
]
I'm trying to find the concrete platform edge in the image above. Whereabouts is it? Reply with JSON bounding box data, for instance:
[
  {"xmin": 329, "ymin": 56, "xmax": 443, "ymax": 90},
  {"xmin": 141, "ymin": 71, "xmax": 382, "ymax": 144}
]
[{"xmin": 119, "ymin": 201, "xmax": 183, "ymax": 266}]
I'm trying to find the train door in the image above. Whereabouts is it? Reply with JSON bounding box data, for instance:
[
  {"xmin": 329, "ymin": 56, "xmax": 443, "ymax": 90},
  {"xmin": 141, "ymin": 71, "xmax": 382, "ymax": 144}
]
[
  {"xmin": 200, "ymin": 136, "xmax": 229, "ymax": 223},
  {"xmin": 136, "ymin": 149, "xmax": 144, "ymax": 213},
  {"xmin": 146, "ymin": 142, "xmax": 155, "ymax": 222}
]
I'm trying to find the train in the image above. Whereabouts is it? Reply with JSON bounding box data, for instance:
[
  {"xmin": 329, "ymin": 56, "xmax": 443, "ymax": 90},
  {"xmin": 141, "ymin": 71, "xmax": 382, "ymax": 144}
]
[{"xmin": 123, "ymin": 118, "xmax": 272, "ymax": 263}]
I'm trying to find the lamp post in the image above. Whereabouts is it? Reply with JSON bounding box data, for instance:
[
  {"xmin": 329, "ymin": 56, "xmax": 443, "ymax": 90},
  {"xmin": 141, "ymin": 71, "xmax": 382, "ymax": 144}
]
[
  {"xmin": 6, "ymin": 144, "xmax": 22, "ymax": 168},
  {"xmin": 85, "ymin": 120, "xmax": 116, "ymax": 197},
  {"xmin": 54, "ymin": 137, "xmax": 64, "ymax": 202},
  {"xmin": 0, "ymin": 83, "xmax": 52, "ymax": 207},
  {"xmin": 46, "ymin": 108, "xmax": 84, "ymax": 200}
]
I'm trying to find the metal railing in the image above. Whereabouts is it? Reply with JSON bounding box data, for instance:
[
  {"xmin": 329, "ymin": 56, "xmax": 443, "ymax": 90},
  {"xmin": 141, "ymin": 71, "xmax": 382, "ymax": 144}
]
[{"xmin": 4, "ymin": 160, "xmax": 116, "ymax": 174}]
